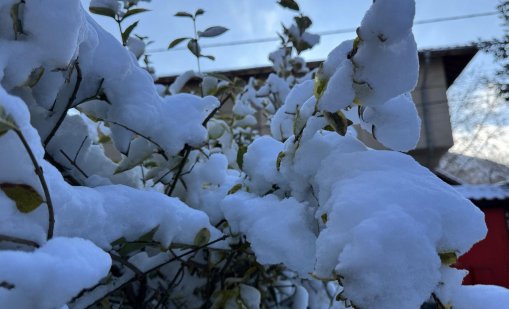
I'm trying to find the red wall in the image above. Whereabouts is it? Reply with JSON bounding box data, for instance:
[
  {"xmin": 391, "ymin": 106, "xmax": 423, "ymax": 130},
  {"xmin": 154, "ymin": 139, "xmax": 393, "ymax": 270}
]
[{"xmin": 457, "ymin": 207, "xmax": 509, "ymax": 287}]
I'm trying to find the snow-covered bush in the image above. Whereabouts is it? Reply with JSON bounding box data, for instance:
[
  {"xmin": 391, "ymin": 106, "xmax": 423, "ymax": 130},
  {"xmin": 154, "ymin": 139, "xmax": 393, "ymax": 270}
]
[{"xmin": 0, "ymin": 0, "xmax": 506, "ymax": 308}]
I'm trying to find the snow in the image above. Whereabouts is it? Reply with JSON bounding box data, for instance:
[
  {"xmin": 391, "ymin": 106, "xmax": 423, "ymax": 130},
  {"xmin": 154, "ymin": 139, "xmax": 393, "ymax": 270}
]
[
  {"xmin": 257, "ymin": 73, "xmax": 290, "ymax": 105},
  {"xmin": 352, "ymin": 32, "xmax": 419, "ymax": 107},
  {"xmin": 318, "ymin": 60, "xmax": 355, "ymax": 112},
  {"xmin": 359, "ymin": 0, "xmax": 415, "ymax": 44},
  {"xmin": 314, "ymin": 150, "xmax": 486, "ymax": 308},
  {"xmin": 239, "ymin": 284, "xmax": 261, "ymax": 309},
  {"xmin": 335, "ymin": 209, "xmax": 440, "ymax": 309},
  {"xmin": 179, "ymin": 153, "xmax": 240, "ymax": 224},
  {"xmin": 450, "ymin": 284, "xmax": 509, "ymax": 309},
  {"xmin": 90, "ymin": 0, "xmax": 120, "ymax": 14},
  {"xmin": 270, "ymin": 80, "xmax": 314, "ymax": 141},
  {"xmin": 243, "ymin": 136, "xmax": 284, "ymax": 194},
  {"xmin": 454, "ymin": 184, "xmax": 509, "ymax": 200},
  {"xmin": 0, "ymin": 0, "xmax": 506, "ymax": 307},
  {"xmin": 0, "ymin": 237, "xmax": 111, "ymax": 309},
  {"xmin": 321, "ymin": 40, "xmax": 354, "ymax": 79},
  {"xmin": 222, "ymin": 192, "xmax": 316, "ymax": 277},
  {"xmin": 55, "ymin": 184, "xmax": 222, "ymax": 249},
  {"xmin": 359, "ymin": 93, "xmax": 421, "ymax": 151},
  {"xmin": 169, "ymin": 70, "xmax": 201, "ymax": 95},
  {"xmin": 127, "ymin": 36, "xmax": 146, "ymax": 59}
]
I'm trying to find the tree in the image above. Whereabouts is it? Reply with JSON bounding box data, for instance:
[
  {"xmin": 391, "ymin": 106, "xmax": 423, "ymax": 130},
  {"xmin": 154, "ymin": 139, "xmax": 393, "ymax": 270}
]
[
  {"xmin": 479, "ymin": 1, "xmax": 509, "ymax": 101},
  {"xmin": 0, "ymin": 0, "xmax": 506, "ymax": 308},
  {"xmin": 440, "ymin": 0, "xmax": 509, "ymax": 184}
]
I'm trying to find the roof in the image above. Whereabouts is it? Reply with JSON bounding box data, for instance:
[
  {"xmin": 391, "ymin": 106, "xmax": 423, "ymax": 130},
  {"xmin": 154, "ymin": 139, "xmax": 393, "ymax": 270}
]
[
  {"xmin": 420, "ymin": 45, "xmax": 478, "ymax": 87},
  {"xmin": 156, "ymin": 45, "xmax": 479, "ymax": 86},
  {"xmin": 453, "ymin": 184, "xmax": 509, "ymax": 201}
]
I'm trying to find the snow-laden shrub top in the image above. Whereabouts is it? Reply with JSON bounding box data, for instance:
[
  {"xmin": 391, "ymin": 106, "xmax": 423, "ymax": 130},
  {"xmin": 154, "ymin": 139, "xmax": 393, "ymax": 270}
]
[{"xmin": 0, "ymin": 0, "xmax": 504, "ymax": 308}]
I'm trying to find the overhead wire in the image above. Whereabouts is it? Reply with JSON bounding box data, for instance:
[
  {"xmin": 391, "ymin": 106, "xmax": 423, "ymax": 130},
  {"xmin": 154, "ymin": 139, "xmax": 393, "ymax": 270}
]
[{"xmin": 146, "ymin": 11, "xmax": 498, "ymax": 54}]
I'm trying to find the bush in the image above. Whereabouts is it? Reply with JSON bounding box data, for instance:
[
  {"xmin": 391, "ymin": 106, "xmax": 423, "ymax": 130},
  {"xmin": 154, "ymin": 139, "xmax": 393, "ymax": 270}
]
[{"xmin": 0, "ymin": 0, "xmax": 503, "ymax": 308}]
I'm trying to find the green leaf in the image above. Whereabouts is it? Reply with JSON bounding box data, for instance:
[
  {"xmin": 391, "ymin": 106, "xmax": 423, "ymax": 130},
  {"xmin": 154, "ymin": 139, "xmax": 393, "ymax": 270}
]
[
  {"xmin": 194, "ymin": 9, "xmax": 205, "ymax": 17},
  {"xmin": 122, "ymin": 8, "xmax": 149, "ymax": 20},
  {"xmin": 277, "ymin": 0, "xmax": 300, "ymax": 11},
  {"xmin": 198, "ymin": 26, "xmax": 229, "ymax": 38},
  {"xmin": 122, "ymin": 20, "xmax": 139, "ymax": 45},
  {"xmin": 313, "ymin": 67, "xmax": 328, "ymax": 100},
  {"xmin": 439, "ymin": 251, "xmax": 458, "ymax": 265},
  {"xmin": 324, "ymin": 111, "xmax": 349, "ymax": 136},
  {"xmin": 276, "ymin": 151, "xmax": 286, "ymax": 171},
  {"xmin": 187, "ymin": 39, "xmax": 201, "ymax": 58},
  {"xmin": 202, "ymin": 54, "xmax": 215, "ymax": 61},
  {"xmin": 111, "ymin": 236, "xmax": 127, "ymax": 247},
  {"xmin": 89, "ymin": 6, "xmax": 117, "ymax": 18},
  {"xmin": 175, "ymin": 11, "xmax": 193, "ymax": 18},
  {"xmin": 139, "ymin": 225, "xmax": 160, "ymax": 243},
  {"xmin": 114, "ymin": 151, "xmax": 151, "ymax": 175},
  {"xmin": 292, "ymin": 107, "xmax": 303, "ymax": 135},
  {"xmin": 294, "ymin": 15, "xmax": 312, "ymax": 33},
  {"xmin": 23, "ymin": 66, "xmax": 45, "ymax": 88},
  {"xmin": 168, "ymin": 37, "xmax": 189, "ymax": 49},
  {"xmin": 193, "ymin": 228, "xmax": 211, "ymax": 246},
  {"xmin": 0, "ymin": 183, "xmax": 43, "ymax": 213},
  {"xmin": 97, "ymin": 134, "xmax": 111, "ymax": 144},
  {"xmin": 117, "ymin": 225, "xmax": 159, "ymax": 257},
  {"xmin": 0, "ymin": 106, "xmax": 18, "ymax": 136},
  {"xmin": 143, "ymin": 161, "xmax": 157, "ymax": 168},
  {"xmin": 227, "ymin": 184, "xmax": 242, "ymax": 195},
  {"xmin": 321, "ymin": 213, "xmax": 328, "ymax": 224},
  {"xmin": 236, "ymin": 144, "xmax": 247, "ymax": 169},
  {"xmin": 10, "ymin": 2, "xmax": 24, "ymax": 39}
]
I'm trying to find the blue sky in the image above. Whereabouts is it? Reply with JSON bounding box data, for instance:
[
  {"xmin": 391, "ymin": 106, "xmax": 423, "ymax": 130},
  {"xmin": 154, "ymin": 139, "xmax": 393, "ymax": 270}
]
[{"xmin": 82, "ymin": 0, "xmax": 503, "ymax": 77}]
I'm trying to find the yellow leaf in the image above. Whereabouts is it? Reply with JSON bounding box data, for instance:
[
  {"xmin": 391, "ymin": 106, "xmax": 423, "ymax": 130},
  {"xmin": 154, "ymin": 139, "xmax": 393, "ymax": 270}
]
[
  {"xmin": 194, "ymin": 228, "xmax": 211, "ymax": 247},
  {"xmin": 313, "ymin": 67, "xmax": 328, "ymax": 100},
  {"xmin": 1, "ymin": 183, "xmax": 43, "ymax": 213},
  {"xmin": 439, "ymin": 251, "xmax": 458, "ymax": 265},
  {"xmin": 276, "ymin": 151, "xmax": 286, "ymax": 171},
  {"xmin": 23, "ymin": 66, "xmax": 45, "ymax": 88},
  {"xmin": 227, "ymin": 184, "xmax": 242, "ymax": 195},
  {"xmin": 0, "ymin": 106, "xmax": 18, "ymax": 137}
]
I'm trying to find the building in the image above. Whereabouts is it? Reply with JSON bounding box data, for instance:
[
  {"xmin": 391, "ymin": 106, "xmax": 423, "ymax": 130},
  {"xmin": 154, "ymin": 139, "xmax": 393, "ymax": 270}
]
[{"xmin": 453, "ymin": 182, "xmax": 509, "ymax": 287}]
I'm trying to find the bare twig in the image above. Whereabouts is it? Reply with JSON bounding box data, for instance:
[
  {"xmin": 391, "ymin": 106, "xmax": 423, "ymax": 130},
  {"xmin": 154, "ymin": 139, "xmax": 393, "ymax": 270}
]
[
  {"xmin": 109, "ymin": 252, "xmax": 144, "ymax": 278},
  {"xmin": 0, "ymin": 234, "xmax": 40, "ymax": 248},
  {"xmin": 73, "ymin": 78, "xmax": 105, "ymax": 108},
  {"xmin": 202, "ymin": 94, "xmax": 232, "ymax": 127},
  {"xmin": 107, "ymin": 120, "xmax": 169, "ymax": 161},
  {"xmin": 154, "ymin": 265, "xmax": 185, "ymax": 309},
  {"xmin": 78, "ymin": 235, "xmax": 229, "ymax": 307},
  {"xmin": 59, "ymin": 135, "xmax": 89, "ymax": 178},
  {"xmin": 432, "ymin": 292, "xmax": 447, "ymax": 309},
  {"xmin": 59, "ymin": 150, "xmax": 88, "ymax": 178},
  {"xmin": 14, "ymin": 130, "xmax": 55, "ymax": 240},
  {"xmin": 165, "ymin": 145, "xmax": 192, "ymax": 196},
  {"xmin": 44, "ymin": 60, "xmax": 82, "ymax": 147}
]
